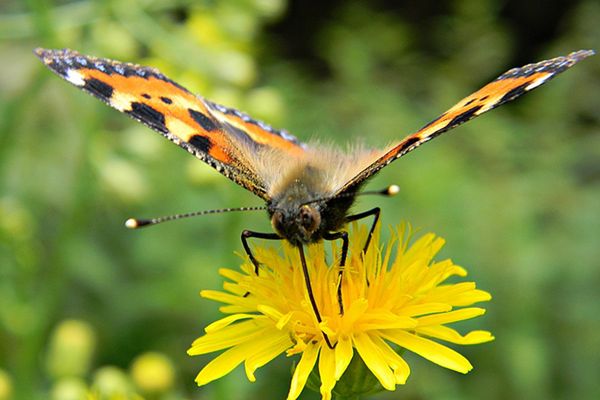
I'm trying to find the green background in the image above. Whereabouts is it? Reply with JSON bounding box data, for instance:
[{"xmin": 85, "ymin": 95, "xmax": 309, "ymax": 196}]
[{"xmin": 1, "ymin": 0, "xmax": 599, "ymax": 399}]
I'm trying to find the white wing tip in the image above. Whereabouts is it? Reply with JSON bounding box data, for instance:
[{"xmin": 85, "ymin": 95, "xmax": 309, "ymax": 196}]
[{"xmin": 65, "ymin": 69, "xmax": 85, "ymax": 86}]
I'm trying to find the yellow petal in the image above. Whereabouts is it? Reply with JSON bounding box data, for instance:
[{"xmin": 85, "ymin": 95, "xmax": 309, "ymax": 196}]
[
  {"xmin": 318, "ymin": 346, "xmax": 336, "ymax": 400},
  {"xmin": 359, "ymin": 311, "xmax": 417, "ymax": 330},
  {"xmin": 188, "ymin": 319, "xmax": 266, "ymax": 355},
  {"xmin": 392, "ymin": 355, "xmax": 410, "ymax": 385},
  {"xmin": 201, "ymin": 290, "xmax": 249, "ymax": 305},
  {"xmin": 195, "ymin": 327, "xmax": 273, "ymax": 385},
  {"xmin": 204, "ymin": 314, "xmax": 257, "ymax": 333},
  {"xmin": 452, "ymin": 289, "xmax": 492, "ymax": 305},
  {"xmin": 223, "ymin": 281, "xmax": 246, "ymax": 296},
  {"xmin": 448, "ymin": 290, "xmax": 491, "ymax": 306},
  {"xmin": 245, "ymin": 331, "xmax": 292, "ymax": 381},
  {"xmin": 399, "ymin": 303, "xmax": 452, "ymax": 317},
  {"xmin": 219, "ymin": 267, "xmax": 245, "ymax": 282},
  {"xmin": 404, "ymin": 233, "xmax": 441, "ymax": 260},
  {"xmin": 353, "ymin": 332, "xmax": 396, "ymax": 390},
  {"xmin": 275, "ymin": 312, "xmax": 294, "ymax": 330},
  {"xmin": 287, "ymin": 342, "xmax": 320, "ymax": 400},
  {"xmin": 382, "ymin": 330, "xmax": 473, "ymax": 373},
  {"xmin": 343, "ymin": 299, "xmax": 369, "ymax": 324},
  {"xmin": 256, "ymin": 304, "xmax": 284, "ymax": 321},
  {"xmin": 428, "ymin": 260, "xmax": 467, "ymax": 283},
  {"xmin": 334, "ymin": 336, "xmax": 353, "ymax": 379},
  {"xmin": 425, "ymin": 284, "xmax": 491, "ymax": 306},
  {"xmin": 425, "ymin": 282, "xmax": 476, "ymax": 301},
  {"xmin": 370, "ymin": 334, "xmax": 410, "ymax": 385},
  {"xmin": 418, "ymin": 325, "xmax": 495, "ymax": 344},
  {"xmin": 416, "ymin": 307, "xmax": 486, "ymax": 327},
  {"xmin": 219, "ymin": 305, "xmax": 254, "ymax": 313}
]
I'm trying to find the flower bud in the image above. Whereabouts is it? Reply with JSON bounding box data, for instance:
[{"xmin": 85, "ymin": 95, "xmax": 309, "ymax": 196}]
[
  {"xmin": 45, "ymin": 320, "xmax": 96, "ymax": 379},
  {"xmin": 130, "ymin": 352, "xmax": 175, "ymax": 394},
  {"xmin": 51, "ymin": 377, "xmax": 87, "ymax": 400},
  {"xmin": 0, "ymin": 369, "xmax": 13, "ymax": 400},
  {"xmin": 92, "ymin": 366, "xmax": 133, "ymax": 397}
]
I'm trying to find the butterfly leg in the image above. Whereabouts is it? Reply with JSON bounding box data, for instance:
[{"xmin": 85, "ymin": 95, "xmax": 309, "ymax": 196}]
[
  {"xmin": 345, "ymin": 207, "xmax": 381, "ymax": 290},
  {"xmin": 327, "ymin": 208, "xmax": 380, "ymax": 314},
  {"xmin": 345, "ymin": 207, "xmax": 380, "ymax": 255},
  {"xmin": 241, "ymin": 230, "xmax": 282, "ymax": 298},
  {"xmin": 241, "ymin": 230, "xmax": 282, "ymax": 275},
  {"xmin": 323, "ymin": 231, "xmax": 349, "ymax": 315},
  {"xmin": 298, "ymin": 244, "xmax": 336, "ymax": 349}
]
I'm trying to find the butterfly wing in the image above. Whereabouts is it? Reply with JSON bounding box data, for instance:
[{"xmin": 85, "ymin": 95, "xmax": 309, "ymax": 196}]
[
  {"xmin": 35, "ymin": 48, "xmax": 307, "ymax": 200},
  {"xmin": 336, "ymin": 50, "xmax": 594, "ymax": 195}
]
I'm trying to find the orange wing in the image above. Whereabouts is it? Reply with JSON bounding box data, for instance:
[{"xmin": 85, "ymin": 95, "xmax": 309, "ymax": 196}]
[
  {"xmin": 35, "ymin": 48, "xmax": 306, "ymax": 200},
  {"xmin": 336, "ymin": 50, "xmax": 594, "ymax": 195}
]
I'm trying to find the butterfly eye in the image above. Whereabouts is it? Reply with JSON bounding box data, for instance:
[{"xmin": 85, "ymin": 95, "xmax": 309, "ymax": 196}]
[
  {"xmin": 300, "ymin": 205, "xmax": 321, "ymax": 234},
  {"xmin": 271, "ymin": 210, "xmax": 285, "ymax": 235}
]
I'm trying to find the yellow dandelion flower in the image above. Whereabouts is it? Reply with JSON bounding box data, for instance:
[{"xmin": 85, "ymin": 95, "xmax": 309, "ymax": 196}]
[{"xmin": 188, "ymin": 223, "xmax": 494, "ymax": 399}]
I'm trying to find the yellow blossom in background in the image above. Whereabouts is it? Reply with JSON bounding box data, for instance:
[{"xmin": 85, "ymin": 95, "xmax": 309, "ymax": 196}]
[
  {"xmin": 188, "ymin": 223, "xmax": 494, "ymax": 399},
  {"xmin": 130, "ymin": 352, "xmax": 175, "ymax": 394},
  {"xmin": 0, "ymin": 369, "xmax": 12, "ymax": 400}
]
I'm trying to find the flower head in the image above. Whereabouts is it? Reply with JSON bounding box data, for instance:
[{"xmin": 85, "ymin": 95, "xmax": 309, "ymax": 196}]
[{"xmin": 188, "ymin": 223, "xmax": 493, "ymax": 399}]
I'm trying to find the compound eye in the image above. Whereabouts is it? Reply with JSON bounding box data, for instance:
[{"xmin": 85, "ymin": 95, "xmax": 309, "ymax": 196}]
[{"xmin": 271, "ymin": 210, "xmax": 285, "ymax": 235}]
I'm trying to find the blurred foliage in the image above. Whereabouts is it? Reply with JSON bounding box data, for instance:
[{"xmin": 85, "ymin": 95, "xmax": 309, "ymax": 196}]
[{"xmin": 0, "ymin": 0, "xmax": 599, "ymax": 399}]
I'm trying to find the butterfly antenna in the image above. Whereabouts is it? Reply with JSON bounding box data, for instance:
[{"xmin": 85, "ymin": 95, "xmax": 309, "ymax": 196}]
[
  {"xmin": 301, "ymin": 184, "xmax": 400, "ymax": 207},
  {"xmin": 125, "ymin": 206, "xmax": 267, "ymax": 229},
  {"xmin": 357, "ymin": 184, "xmax": 400, "ymax": 198}
]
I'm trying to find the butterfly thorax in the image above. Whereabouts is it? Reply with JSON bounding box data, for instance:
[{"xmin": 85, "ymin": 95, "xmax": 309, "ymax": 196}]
[{"xmin": 267, "ymin": 166, "xmax": 356, "ymax": 246}]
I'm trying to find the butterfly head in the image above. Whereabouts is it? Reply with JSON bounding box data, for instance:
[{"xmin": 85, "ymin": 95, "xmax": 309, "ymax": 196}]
[{"xmin": 270, "ymin": 203, "xmax": 324, "ymax": 246}]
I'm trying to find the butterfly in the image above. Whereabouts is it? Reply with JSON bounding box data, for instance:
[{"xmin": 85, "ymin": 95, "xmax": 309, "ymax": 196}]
[{"xmin": 36, "ymin": 48, "xmax": 593, "ymax": 347}]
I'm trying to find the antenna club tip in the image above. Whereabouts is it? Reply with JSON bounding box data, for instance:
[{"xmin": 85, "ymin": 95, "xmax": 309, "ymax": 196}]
[
  {"xmin": 386, "ymin": 185, "xmax": 400, "ymax": 196},
  {"xmin": 125, "ymin": 218, "xmax": 141, "ymax": 229}
]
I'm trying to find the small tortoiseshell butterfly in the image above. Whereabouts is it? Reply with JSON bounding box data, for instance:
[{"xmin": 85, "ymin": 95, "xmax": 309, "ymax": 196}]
[{"xmin": 36, "ymin": 48, "xmax": 593, "ymax": 347}]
